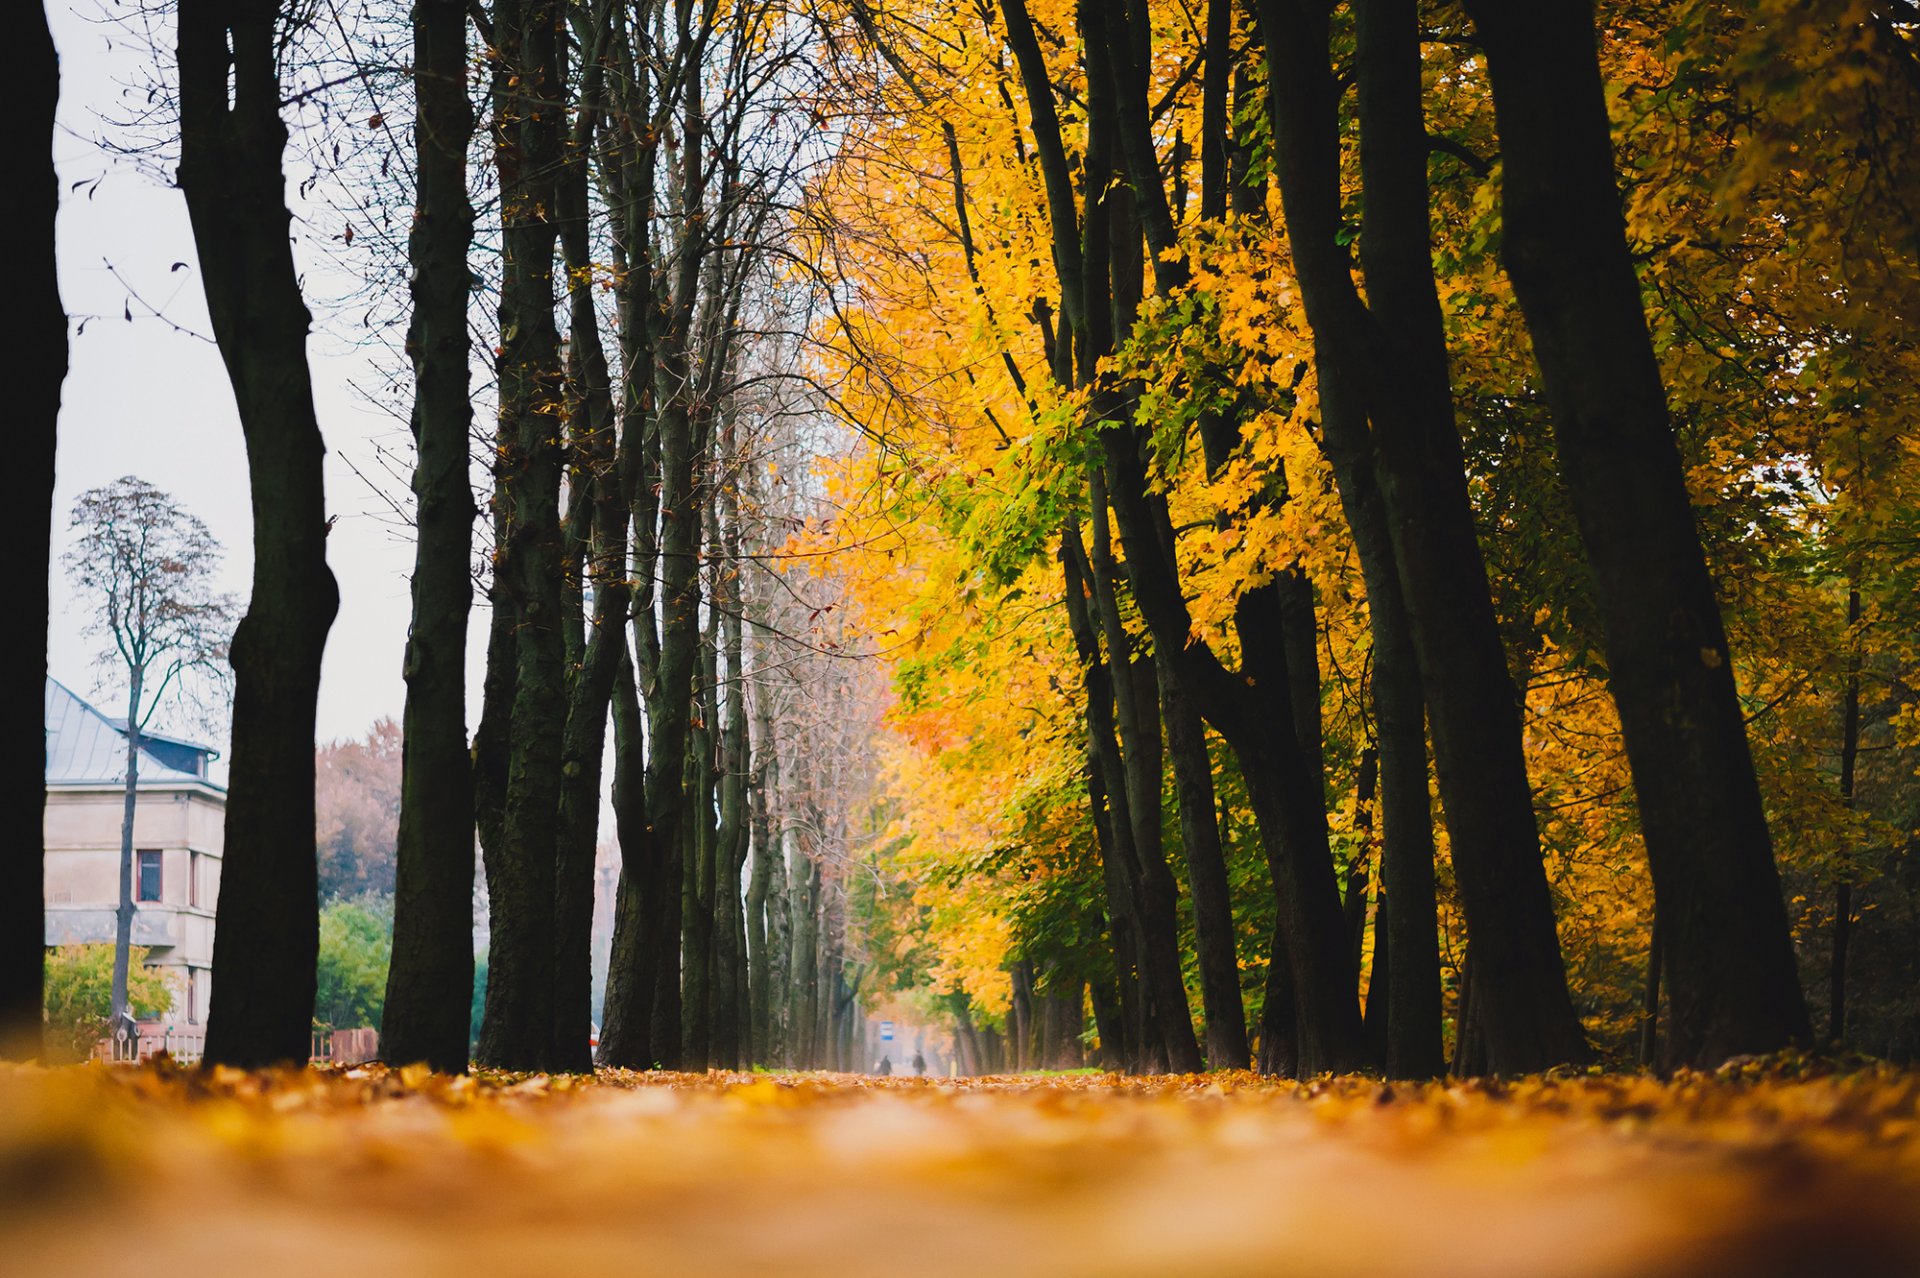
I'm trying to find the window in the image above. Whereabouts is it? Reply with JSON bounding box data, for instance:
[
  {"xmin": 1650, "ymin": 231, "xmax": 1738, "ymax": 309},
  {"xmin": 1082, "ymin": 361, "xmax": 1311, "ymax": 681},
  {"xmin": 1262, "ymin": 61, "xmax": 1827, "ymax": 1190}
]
[
  {"xmin": 137, "ymin": 850, "xmax": 162, "ymax": 903},
  {"xmin": 188, "ymin": 852, "xmax": 200, "ymax": 908},
  {"xmin": 187, "ymin": 969, "xmax": 199, "ymax": 1025}
]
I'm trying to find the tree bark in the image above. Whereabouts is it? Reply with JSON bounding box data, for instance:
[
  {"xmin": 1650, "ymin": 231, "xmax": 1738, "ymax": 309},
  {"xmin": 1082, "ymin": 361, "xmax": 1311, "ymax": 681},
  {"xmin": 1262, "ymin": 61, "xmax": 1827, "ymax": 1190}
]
[
  {"xmin": 7, "ymin": 0, "xmax": 62, "ymax": 1061},
  {"xmin": 111, "ymin": 669, "xmax": 145, "ymax": 1036},
  {"xmin": 1463, "ymin": 0, "xmax": 1811, "ymax": 1063},
  {"xmin": 1830, "ymin": 586, "xmax": 1862, "ymax": 1045},
  {"xmin": 186, "ymin": 0, "xmax": 340, "ymax": 1068},
  {"xmin": 548, "ymin": 0, "xmax": 624, "ymax": 1076},
  {"xmin": 1061, "ymin": 521, "xmax": 1148, "ymax": 1071},
  {"xmin": 1082, "ymin": 0, "xmax": 1366, "ymax": 1074},
  {"xmin": 746, "ymin": 640, "xmax": 778, "ymax": 1065},
  {"xmin": 384, "ymin": 0, "xmax": 477, "ymax": 1075},
  {"xmin": 599, "ymin": 650, "xmax": 652, "ymax": 1064},
  {"xmin": 1163, "ymin": 673, "xmax": 1250, "ymax": 1068},
  {"xmin": 1255, "ymin": 0, "xmax": 1586, "ymax": 1072},
  {"xmin": 476, "ymin": 0, "xmax": 569, "ymax": 1073},
  {"xmin": 710, "ymin": 470, "xmax": 752, "ymax": 1069}
]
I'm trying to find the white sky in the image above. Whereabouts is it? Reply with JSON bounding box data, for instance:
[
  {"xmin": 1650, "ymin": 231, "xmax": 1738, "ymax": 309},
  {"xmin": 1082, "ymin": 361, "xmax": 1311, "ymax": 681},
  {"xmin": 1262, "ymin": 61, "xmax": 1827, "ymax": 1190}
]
[{"xmin": 47, "ymin": 4, "xmax": 483, "ymax": 753}]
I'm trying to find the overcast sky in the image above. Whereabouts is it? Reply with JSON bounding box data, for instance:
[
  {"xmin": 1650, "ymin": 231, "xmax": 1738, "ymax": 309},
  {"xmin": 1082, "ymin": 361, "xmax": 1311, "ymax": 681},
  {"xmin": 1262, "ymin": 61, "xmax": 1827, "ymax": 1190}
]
[{"xmin": 47, "ymin": 4, "xmax": 480, "ymax": 752}]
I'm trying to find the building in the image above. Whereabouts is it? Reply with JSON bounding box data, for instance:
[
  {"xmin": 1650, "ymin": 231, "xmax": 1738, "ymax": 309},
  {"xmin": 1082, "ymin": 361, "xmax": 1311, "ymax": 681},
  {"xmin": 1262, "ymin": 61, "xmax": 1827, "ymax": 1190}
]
[{"xmin": 43, "ymin": 677, "xmax": 223, "ymax": 1027}]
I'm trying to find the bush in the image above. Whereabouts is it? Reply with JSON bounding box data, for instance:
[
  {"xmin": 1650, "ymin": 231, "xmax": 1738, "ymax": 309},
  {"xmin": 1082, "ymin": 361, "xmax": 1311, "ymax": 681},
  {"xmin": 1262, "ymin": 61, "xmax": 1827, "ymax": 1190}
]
[
  {"xmin": 42, "ymin": 944, "xmax": 173, "ymax": 1063},
  {"xmin": 314, "ymin": 893, "xmax": 393, "ymax": 1030}
]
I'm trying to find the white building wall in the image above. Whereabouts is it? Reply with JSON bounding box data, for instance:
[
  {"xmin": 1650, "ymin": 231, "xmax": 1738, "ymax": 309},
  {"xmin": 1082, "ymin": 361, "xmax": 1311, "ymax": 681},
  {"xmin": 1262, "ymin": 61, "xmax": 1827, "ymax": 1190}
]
[{"xmin": 43, "ymin": 785, "xmax": 225, "ymax": 1023}]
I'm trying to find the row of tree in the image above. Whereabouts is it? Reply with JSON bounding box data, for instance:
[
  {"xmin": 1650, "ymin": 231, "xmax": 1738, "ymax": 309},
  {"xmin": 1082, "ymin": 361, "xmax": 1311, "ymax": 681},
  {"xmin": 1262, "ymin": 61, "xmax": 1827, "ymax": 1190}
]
[
  {"xmin": 12, "ymin": 1, "xmax": 1913, "ymax": 1078},
  {"xmin": 11, "ymin": 0, "xmax": 890, "ymax": 1074},
  {"xmin": 811, "ymin": 0, "xmax": 1917, "ymax": 1074}
]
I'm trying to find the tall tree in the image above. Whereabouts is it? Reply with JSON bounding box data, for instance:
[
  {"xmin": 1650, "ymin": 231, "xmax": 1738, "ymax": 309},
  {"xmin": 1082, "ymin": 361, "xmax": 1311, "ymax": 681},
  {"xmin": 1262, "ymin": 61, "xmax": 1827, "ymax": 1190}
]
[
  {"xmin": 7, "ymin": 1, "xmax": 65, "ymax": 1062},
  {"xmin": 64, "ymin": 479, "xmax": 234, "ymax": 1040},
  {"xmin": 474, "ymin": 0, "xmax": 570, "ymax": 1073},
  {"xmin": 550, "ymin": 0, "xmax": 627, "ymax": 1076},
  {"xmin": 1253, "ymin": 0, "xmax": 1588, "ymax": 1072},
  {"xmin": 382, "ymin": 0, "xmax": 477, "ymax": 1075},
  {"xmin": 1462, "ymin": 0, "xmax": 1812, "ymax": 1063},
  {"xmin": 183, "ymin": 0, "xmax": 342, "ymax": 1069}
]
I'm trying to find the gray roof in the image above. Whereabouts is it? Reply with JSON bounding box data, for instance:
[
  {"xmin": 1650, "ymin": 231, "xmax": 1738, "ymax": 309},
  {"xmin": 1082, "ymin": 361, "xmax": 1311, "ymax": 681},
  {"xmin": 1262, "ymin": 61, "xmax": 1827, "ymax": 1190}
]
[{"xmin": 45, "ymin": 678, "xmax": 219, "ymax": 788}]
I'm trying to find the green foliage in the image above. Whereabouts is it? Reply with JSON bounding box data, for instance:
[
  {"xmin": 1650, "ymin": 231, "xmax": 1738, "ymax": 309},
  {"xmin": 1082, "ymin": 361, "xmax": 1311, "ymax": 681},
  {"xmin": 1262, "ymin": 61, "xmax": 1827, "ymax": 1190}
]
[
  {"xmin": 471, "ymin": 949, "xmax": 489, "ymax": 1052},
  {"xmin": 313, "ymin": 893, "xmax": 393, "ymax": 1030},
  {"xmin": 42, "ymin": 943, "xmax": 172, "ymax": 1063}
]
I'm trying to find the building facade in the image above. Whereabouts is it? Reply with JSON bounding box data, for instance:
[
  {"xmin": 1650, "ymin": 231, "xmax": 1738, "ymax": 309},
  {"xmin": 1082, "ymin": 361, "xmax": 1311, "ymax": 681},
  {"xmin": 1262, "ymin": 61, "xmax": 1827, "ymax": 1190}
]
[{"xmin": 43, "ymin": 678, "xmax": 223, "ymax": 1027}]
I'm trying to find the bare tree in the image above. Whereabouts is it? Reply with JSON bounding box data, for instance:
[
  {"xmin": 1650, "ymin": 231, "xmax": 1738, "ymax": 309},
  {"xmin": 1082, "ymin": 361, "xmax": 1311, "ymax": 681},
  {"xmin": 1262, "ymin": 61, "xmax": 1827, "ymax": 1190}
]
[{"xmin": 64, "ymin": 476, "xmax": 235, "ymax": 1038}]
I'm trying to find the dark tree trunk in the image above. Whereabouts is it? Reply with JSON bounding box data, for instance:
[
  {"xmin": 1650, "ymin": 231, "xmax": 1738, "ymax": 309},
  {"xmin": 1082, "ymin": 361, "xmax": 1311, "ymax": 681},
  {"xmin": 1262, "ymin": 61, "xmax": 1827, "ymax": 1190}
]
[
  {"xmin": 682, "ymin": 597, "xmax": 719, "ymax": 1069},
  {"xmin": 1464, "ymin": 0, "xmax": 1811, "ymax": 1063},
  {"xmin": 1061, "ymin": 520, "xmax": 1146, "ymax": 1071},
  {"xmin": 1255, "ymin": 0, "xmax": 1586, "ymax": 1072},
  {"xmin": 1256, "ymin": 933, "xmax": 1298, "ymax": 1077},
  {"xmin": 1084, "ymin": 0, "xmax": 1366, "ymax": 1075},
  {"xmin": 745, "ymin": 639, "xmax": 778, "ymax": 1065},
  {"xmin": 1344, "ymin": 750, "xmax": 1378, "ymax": 980},
  {"xmin": 1365, "ymin": 889, "xmax": 1391, "ymax": 1063},
  {"xmin": 7, "ymin": 0, "xmax": 62, "ymax": 1061},
  {"xmin": 790, "ymin": 854, "xmax": 819, "ymax": 1067},
  {"xmin": 1163, "ymin": 673, "xmax": 1250, "ymax": 1068},
  {"xmin": 383, "ymin": 0, "xmax": 476, "ymax": 1076},
  {"xmin": 765, "ymin": 845, "xmax": 792, "ymax": 1064},
  {"xmin": 1009, "ymin": 960, "xmax": 1034, "ymax": 1072},
  {"xmin": 184, "ymin": 0, "xmax": 340, "ymax": 1068},
  {"xmin": 595, "ymin": 13, "xmax": 664, "ymax": 1071},
  {"xmin": 476, "ymin": 0, "xmax": 569, "ymax": 1074},
  {"xmin": 547, "ymin": 5, "xmax": 624, "ymax": 1076},
  {"xmin": 1639, "ymin": 916, "xmax": 1663, "ymax": 1069},
  {"xmin": 1085, "ymin": 481, "xmax": 1203, "ymax": 1074},
  {"xmin": 710, "ymin": 487, "xmax": 751, "ymax": 1069},
  {"xmin": 1830, "ymin": 587, "xmax": 1863, "ymax": 1045},
  {"xmin": 599, "ymin": 653, "xmax": 652, "ymax": 1066}
]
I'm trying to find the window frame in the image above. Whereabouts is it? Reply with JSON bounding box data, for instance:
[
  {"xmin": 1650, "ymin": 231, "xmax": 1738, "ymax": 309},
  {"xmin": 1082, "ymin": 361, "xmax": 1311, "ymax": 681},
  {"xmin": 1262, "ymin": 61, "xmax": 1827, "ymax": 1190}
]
[{"xmin": 136, "ymin": 849, "xmax": 163, "ymax": 903}]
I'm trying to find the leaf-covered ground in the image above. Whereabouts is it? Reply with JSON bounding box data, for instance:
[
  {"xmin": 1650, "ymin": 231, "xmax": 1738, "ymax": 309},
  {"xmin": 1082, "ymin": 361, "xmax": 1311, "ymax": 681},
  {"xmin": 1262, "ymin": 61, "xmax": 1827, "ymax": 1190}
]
[{"xmin": 3, "ymin": 1061, "xmax": 1916, "ymax": 1276}]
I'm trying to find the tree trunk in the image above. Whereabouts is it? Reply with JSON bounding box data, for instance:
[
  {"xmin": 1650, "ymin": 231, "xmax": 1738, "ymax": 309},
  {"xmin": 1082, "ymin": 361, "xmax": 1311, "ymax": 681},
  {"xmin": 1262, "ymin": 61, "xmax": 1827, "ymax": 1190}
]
[
  {"xmin": 1086, "ymin": 479, "xmax": 1203, "ymax": 1074},
  {"xmin": 383, "ymin": 0, "xmax": 476, "ymax": 1075},
  {"xmin": 1639, "ymin": 916, "xmax": 1663, "ymax": 1069},
  {"xmin": 476, "ymin": 0, "xmax": 569, "ymax": 1074},
  {"xmin": 682, "ymin": 603, "xmax": 719, "ymax": 1069},
  {"xmin": 599, "ymin": 649, "xmax": 651, "ymax": 1066},
  {"xmin": 1163, "ymin": 673, "xmax": 1250, "ymax": 1069},
  {"xmin": 184, "ymin": 0, "xmax": 339, "ymax": 1068},
  {"xmin": 1086, "ymin": 0, "xmax": 1365, "ymax": 1075},
  {"xmin": 789, "ymin": 853, "xmax": 818, "ymax": 1067},
  {"xmin": 1464, "ymin": 0, "xmax": 1811, "ymax": 1063},
  {"xmin": 547, "ymin": 7, "xmax": 625, "ymax": 1076},
  {"xmin": 1830, "ymin": 586, "xmax": 1863, "ymax": 1045},
  {"xmin": 745, "ymin": 651, "xmax": 777, "ymax": 1065},
  {"xmin": 1255, "ymin": 0, "xmax": 1586, "ymax": 1073},
  {"xmin": 1061, "ymin": 520, "xmax": 1147, "ymax": 1071},
  {"xmin": 7, "ymin": 0, "xmax": 62, "ymax": 1061},
  {"xmin": 711, "ymin": 480, "xmax": 752, "ymax": 1069},
  {"xmin": 111, "ymin": 669, "xmax": 144, "ymax": 1036}
]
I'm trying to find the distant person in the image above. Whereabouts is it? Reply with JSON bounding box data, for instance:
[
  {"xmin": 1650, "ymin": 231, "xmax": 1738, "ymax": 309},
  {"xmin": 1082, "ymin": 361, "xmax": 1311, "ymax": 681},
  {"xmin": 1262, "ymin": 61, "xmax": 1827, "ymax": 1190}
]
[
  {"xmin": 912, "ymin": 1051, "xmax": 927, "ymax": 1077},
  {"xmin": 877, "ymin": 1055, "xmax": 892, "ymax": 1076}
]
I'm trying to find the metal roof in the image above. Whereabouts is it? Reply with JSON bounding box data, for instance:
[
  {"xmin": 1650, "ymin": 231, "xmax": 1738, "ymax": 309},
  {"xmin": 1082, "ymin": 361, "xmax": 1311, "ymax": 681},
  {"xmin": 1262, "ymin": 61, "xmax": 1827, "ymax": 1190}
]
[{"xmin": 44, "ymin": 678, "xmax": 219, "ymax": 789}]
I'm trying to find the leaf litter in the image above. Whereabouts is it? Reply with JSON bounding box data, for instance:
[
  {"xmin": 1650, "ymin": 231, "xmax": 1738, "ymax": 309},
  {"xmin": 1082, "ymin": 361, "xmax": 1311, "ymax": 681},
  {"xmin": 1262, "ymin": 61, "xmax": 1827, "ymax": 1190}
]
[{"xmin": 2, "ymin": 1059, "xmax": 1915, "ymax": 1276}]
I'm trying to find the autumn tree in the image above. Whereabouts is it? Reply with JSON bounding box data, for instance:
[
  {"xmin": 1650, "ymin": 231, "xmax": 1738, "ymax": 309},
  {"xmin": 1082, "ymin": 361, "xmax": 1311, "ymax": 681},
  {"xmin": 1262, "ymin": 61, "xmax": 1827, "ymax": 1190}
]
[
  {"xmin": 316, "ymin": 722, "xmax": 404, "ymax": 901},
  {"xmin": 64, "ymin": 477, "xmax": 235, "ymax": 1040},
  {"xmin": 1461, "ymin": 0, "xmax": 1813, "ymax": 1063}
]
